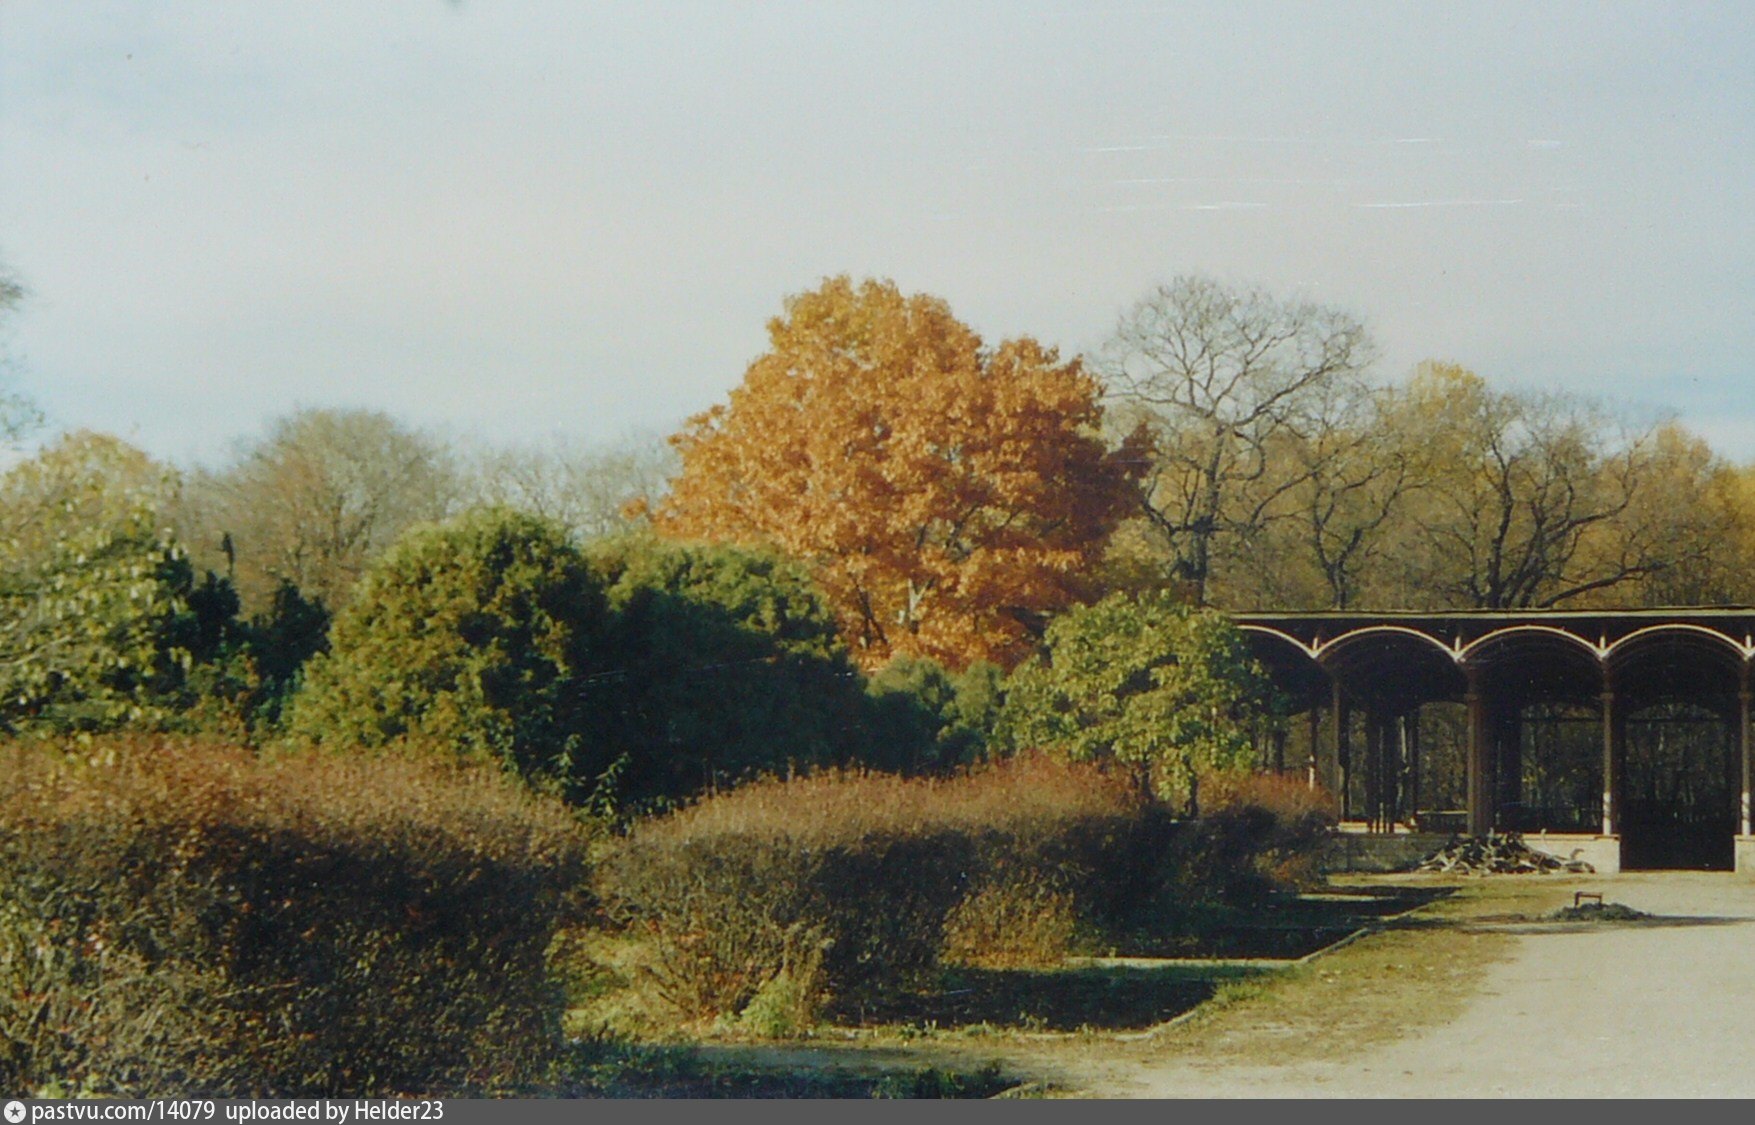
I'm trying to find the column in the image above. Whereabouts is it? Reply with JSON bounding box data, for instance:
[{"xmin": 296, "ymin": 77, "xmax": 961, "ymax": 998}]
[
  {"xmin": 1466, "ymin": 669, "xmax": 1490, "ymax": 836},
  {"xmin": 1741, "ymin": 664, "xmax": 1752, "ymax": 838},
  {"xmin": 1333, "ymin": 679, "xmax": 1351, "ymax": 820},
  {"xmin": 1600, "ymin": 676, "xmax": 1618, "ymax": 838},
  {"xmin": 1380, "ymin": 712, "xmax": 1398, "ymax": 832},
  {"xmin": 1362, "ymin": 709, "xmax": 1382, "ymax": 833},
  {"xmin": 1306, "ymin": 705, "xmax": 1320, "ymax": 791},
  {"xmin": 1406, "ymin": 709, "xmax": 1421, "ymax": 831}
]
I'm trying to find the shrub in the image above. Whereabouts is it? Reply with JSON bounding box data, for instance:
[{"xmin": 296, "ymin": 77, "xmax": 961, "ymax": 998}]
[
  {"xmin": 997, "ymin": 592, "xmax": 1282, "ymax": 809},
  {"xmin": 940, "ymin": 878, "xmax": 1084, "ymax": 969},
  {"xmin": 0, "ymin": 736, "xmax": 589, "ymax": 1097},
  {"xmin": 583, "ymin": 537, "xmax": 870, "ymax": 809},
  {"xmin": 288, "ymin": 507, "xmax": 605, "ymax": 794},
  {"xmin": 1163, "ymin": 770, "xmax": 1340, "ymax": 902},
  {"xmin": 0, "ymin": 432, "xmax": 193, "ymax": 734},
  {"xmin": 863, "ymin": 655, "xmax": 1005, "ymax": 772},
  {"xmin": 594, "ymin": 757, "xmax": 1169, "ymax": 1023}
]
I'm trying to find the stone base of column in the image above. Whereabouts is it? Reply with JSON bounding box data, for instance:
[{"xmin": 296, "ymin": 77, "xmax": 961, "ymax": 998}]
[{"xmin": 1734, "ymin": 837, "xmax": 1755, "ymax": 875}]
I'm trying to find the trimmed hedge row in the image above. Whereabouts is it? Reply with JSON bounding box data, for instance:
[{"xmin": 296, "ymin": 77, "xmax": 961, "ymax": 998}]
[
  {"xmin": 595, "ymin": 757, "xmax": 1333, "ymax": 1025},
  {"xmin": 0, "ymin": 737, "xmax": 589, "ymax": 1097}
]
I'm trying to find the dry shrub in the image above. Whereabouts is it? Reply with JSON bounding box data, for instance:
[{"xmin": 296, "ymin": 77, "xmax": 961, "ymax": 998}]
[
  {"xmin": 1170, "ymin": 770, "xmax": 1340, "ymax": 901},
  {"xmin": 595, "ymin": 756, "xmax": 1172, "ymax": 1022},
  {"xmin": 940, "ymin": 878, "xmax": 1083, "ymax": 969},
  {"xmin": 0, "ymin": 735, "xmax": 589, "ymax": 1097}
]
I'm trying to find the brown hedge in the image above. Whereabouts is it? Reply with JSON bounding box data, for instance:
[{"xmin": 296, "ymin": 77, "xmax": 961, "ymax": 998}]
[
  {"xmin": 596, "ymin": 758, "xmax": 1339, "ymax": 1026},
  {"xmin": 594, "ymin": 756, "xmax": 1176, "ymax": 1022},
  {"xmin": 0, "ymin": 736, "xmax": 590, "ymax": 1097}
]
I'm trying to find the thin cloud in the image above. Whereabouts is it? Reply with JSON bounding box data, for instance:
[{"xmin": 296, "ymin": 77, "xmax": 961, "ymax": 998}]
[
  {"xmin": 1357, "ymin": 198, "xmax": 1525, "ymax": 209},
  {"xmin": 1083, "ymin": 134, "xmax": 1438, "ymax": 153},
  {"xmin": 1111, "ymin": 176, "xmax": 1360, "ymax": 186},
  {"xmin": 1095, "ymin": 200, "xmax": 1271, "ymax": 213}
]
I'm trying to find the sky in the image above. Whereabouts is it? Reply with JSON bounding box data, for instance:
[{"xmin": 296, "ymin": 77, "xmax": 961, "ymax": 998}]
[{"xmin": 1, "ymin": 1, "xmax": 1752, "ymax": 467}]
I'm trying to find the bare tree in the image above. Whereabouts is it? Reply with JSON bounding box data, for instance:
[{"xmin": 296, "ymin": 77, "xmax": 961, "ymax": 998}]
[
  {"xmin": 1381, "ymin": 363, "xmax": 1660, "ymax": 609},
  {"xmin": 459, "ymin": 430, "xmax": 676, "ymax": 544},
  {"xmin": 1097, "ymin": 275, "xmax": 1374, "ymax": 604},
  {"xmin": 181, "ymin": 407, "xmax": 462, "ymax": 612},
  {"xmin": 0, "ymin": 265, "xmax": 44, "ymax": 448},
  {"xmin": 1585, "ymin": 422, "xmax": 1746, "ymax": 607},
  {"xmin": 1197, "ymin": 377, "xmax": 1423, "ymax": 610},
  {"xmin": 1297, "ymin": 380, "xmax": 1425, "ymax": 608}
]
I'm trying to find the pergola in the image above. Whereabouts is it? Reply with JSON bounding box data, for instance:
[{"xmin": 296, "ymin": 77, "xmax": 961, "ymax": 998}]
[{"xmin": 1235, "ymin": 609, "xmax": 1755, "ymax": 873}]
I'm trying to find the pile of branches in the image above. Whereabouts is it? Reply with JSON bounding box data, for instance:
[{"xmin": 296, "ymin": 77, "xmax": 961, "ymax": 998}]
[{"xmin": 1417, "ymin": 831, "xmax": 1595, "ymax": 875}]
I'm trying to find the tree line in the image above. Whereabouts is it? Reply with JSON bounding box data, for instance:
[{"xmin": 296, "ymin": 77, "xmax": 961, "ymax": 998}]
[
  {"xmin": 1, "ymin": 267, "xmax": 1750, "ymax": 807},
  {"xmin": 660, "ymin": 273, "xmax": 1755, "ymax": 666}
]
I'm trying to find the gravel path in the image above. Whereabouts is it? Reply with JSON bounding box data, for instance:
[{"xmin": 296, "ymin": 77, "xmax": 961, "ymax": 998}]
[{"xmin": 1118, "ymin": 873, "xmax": 1755, "ymax": 1098}]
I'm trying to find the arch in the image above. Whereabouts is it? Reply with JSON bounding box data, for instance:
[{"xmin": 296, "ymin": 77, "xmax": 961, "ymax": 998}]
[
  {"xmin": 1461, "ymin": 624, "xmax": 1603, "ymax": 710},
  {"xmin": 1313, "ymin": 624, "xmax": 1457, "ymax": 664},
  {"xmin": 1237, "ymin": 623, "xmax": 1319, "ymax": 660},
  {"xmin": 1604, "ymin": 623, "xmax": 1751, "ymax": 665},
  {"xmin": 1607, "ymin": 624, "xmax": 1747, "ymax": 717},
  {"xmin": 1238, "ymin": 624, "xmax": 1327, "ymax": 709},
  {"xmin": 1459, "ymin": 623, "xmax": 1604, "ymax": 665},
  {"xmin": 1318, "ymin": 625, "xmax": 1467, "ymax": 708}
]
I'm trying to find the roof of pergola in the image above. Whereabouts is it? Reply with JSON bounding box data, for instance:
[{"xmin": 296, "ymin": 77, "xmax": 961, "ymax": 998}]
[{"xmin": 1234, "ymin": 609, "xmax": 1755, "ymax": 709}]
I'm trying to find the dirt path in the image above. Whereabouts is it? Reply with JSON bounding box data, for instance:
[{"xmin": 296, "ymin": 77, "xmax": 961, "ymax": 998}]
[{"xmin": 1099, "ymin": 873, "xmax": 1755, "ymax": 1098}]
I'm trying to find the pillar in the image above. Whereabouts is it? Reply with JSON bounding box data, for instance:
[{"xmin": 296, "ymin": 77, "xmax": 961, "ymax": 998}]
[
  {"xmin": 1306, "ymin": 705, "xmax": 1320, "ymax": 791},
  {"xmin": 1600, "ymin": 676, "xmax": 1622, "ymax": 838},
  {"xmin": 1380, "ymin": 712, "xmax": 1399, "ymax": 832},
  {"xmin": 1362, "ymin": 709, "xmax": 1382, "ymax": 833},
  {"xmin": 1333, "ymin": 679, "xmax": 1351, "ymax": 820},
  {"xmin": 1740, "ymin": 664, "xmax": 1752, "ymax": 838},
  {"xmin": 1466, "ymin": 669, "xmax": 1491, "ymax": 836},
  {"xmin": 1406, "ymin": 709, "xmax": 1421, "ymax": 830}
]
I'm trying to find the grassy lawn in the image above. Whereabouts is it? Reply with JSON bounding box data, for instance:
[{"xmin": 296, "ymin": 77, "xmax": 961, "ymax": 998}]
[{"xmin": 560, "ymin": 873, "xmax": 1583, "ymax": 1096}]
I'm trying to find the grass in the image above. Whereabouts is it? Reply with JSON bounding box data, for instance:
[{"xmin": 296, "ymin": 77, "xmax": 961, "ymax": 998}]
[
  {"xmin": 556, "ymin": 871, "xmax": 1717, "ymax": 1097},
  {"xmin": 560, "ymin": 1036, "xmax": 1019, "ymax": 1098},
  {"xmin": 1166, "ymin": 878, "xmax": 1573, "ymax": 1042},
  {"xmin": 836, "ymin": 963, "xmax": 1264, "ymax": 1034},
  {"xmin": 565, "ymin": 882, "xmax": 1436, "ymax": 1044}
]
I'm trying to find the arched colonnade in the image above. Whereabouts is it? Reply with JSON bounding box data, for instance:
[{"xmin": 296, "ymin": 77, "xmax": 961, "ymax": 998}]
[{"xmin": 1235, "ymin": 610, "xmax": 1755, "ymax": 873}]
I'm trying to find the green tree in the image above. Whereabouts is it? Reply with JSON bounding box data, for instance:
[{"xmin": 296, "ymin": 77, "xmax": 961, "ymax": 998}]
[
  {"xmin": 0, "ymin": 432, "xmax": 194, "ymax": 732},
  {"xmin": 288, "ymin": 507, "xmax": 605, "ymax": 792},
  {"xmin": 240, "ymin": 580, "xmax": 332, "ymax": 727},
  {"xmin": 170, "ymin": 576, "xmax": 332, "ymax": 736},
  {"xmin": 584, "ymin": 535, "xmax": 870, "ymax": 807},
  {"xmin": 998, "ymin": 591, "xmax": 1278, "ymax": 809},
  {"xmin": 864, "ymin": 654, "xmax": 1003, "ymax": 772}
]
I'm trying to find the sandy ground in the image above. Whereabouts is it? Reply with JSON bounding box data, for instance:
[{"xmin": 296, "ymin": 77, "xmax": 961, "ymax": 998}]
[{"xmin": 1094, "ymin": 873, "xmax": 1755, "ymax": 1098}]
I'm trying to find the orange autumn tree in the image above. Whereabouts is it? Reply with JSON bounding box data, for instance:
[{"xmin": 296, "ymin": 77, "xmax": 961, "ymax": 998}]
[{"xmin": 657, "ymin": 276, "xmax": 1145, "ymax": 671}]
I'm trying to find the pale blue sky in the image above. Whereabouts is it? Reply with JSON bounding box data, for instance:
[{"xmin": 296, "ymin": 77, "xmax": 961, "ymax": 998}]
[{"xmin": 2, "ymin": 1, "xmax": 1752, "ymax": 465}]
